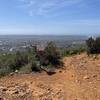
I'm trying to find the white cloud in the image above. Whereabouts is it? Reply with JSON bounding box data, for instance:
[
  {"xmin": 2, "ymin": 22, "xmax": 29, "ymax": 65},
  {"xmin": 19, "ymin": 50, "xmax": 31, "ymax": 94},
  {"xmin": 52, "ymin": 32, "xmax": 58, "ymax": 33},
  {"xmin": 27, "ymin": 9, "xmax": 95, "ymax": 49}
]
[{"xmin": 18, "ymin": 0, "xmax": 83, "ymax": 16}]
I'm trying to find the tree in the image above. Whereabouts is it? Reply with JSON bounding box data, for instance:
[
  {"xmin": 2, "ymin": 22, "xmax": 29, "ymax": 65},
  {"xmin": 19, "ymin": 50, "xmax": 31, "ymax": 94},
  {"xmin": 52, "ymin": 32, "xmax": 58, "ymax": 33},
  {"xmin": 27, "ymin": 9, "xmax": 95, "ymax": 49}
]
[
  {"xmin": 86, "ymin": 37, "xmax": 100, "ymax": 54},
  {"xmin": 86, "ymin": 37, "xmax": 95, "ymax": 54},
  {"xmin": 95, "ymin": 37, "xmax": 100, "ymax": 53},
  {"xmin": 44, "ymin": 42, "xmax": 61, "ymax": 66}
]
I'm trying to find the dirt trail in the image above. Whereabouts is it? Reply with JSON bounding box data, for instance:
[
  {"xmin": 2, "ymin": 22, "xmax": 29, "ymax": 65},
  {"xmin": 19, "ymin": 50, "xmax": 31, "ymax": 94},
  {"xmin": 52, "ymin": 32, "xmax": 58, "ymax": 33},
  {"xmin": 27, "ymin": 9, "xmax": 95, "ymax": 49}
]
[{"xmin": 0, "ymin": 53, "xmax": 100, "ymax": 100}]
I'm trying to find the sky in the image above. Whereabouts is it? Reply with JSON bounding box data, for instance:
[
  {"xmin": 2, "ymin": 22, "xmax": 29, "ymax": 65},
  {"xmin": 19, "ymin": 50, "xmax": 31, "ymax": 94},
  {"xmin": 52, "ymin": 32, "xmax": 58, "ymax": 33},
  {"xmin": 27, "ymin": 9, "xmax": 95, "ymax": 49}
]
[{"xmin": 0, "ymin": 0, "xmax": 100, "ymax": 35}]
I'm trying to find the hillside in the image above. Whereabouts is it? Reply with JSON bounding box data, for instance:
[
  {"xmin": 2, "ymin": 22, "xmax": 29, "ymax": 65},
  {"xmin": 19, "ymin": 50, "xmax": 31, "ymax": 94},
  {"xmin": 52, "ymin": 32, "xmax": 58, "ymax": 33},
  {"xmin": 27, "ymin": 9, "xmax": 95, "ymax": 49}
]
[{"xmin": 0, "ymin": 53, "xmax": 100, "ymax": 100}]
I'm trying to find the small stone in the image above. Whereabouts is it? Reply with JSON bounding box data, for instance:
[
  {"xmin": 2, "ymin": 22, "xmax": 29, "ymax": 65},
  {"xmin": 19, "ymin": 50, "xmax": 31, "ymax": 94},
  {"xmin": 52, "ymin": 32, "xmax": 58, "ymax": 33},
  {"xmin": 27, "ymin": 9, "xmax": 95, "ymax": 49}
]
[
  {"xmin": 89, "ymin": 82, "xmax": 92, "ymax": 84},
  {"xmin": 71, "ymin": 75, "xmax": 74, "ymax": 77},
  {"xmin": 30, "ymin": 81, "xmax": 33, "ymax": 84},
  {"xmin": 15, "ymin": 70, "xmax": 18, "ymax": 73},
  {"xmin": 83, "ymin": 75, "xmax": 89, "ymax": 79},
  {"xmin": 10, "ymin": 72, "xmax": 14, "ymax": 76},
  {"xmin": 93, "ymin": 74, "xmax": 97, "ymax": 78},
  {"xmin": 48, "ymin": 88, "xmax": 51, "ymax": 91},
  {"xmin": 14, "ymin": 91, "xmax": 19, "ymax": 94},
  {"xmin": 59, "ymin": 70, "xmax": 62, "ymax": 73},
  {"xmin": 0, "ymin": 86, "xmax": 7, "ymax": 91},
  {"xmin": 0, "ymin": 97, "xmax": 3, "ymax": 100},
  {"xmin": 19, "ymin": 92, "xmax": 26, "ymax": 97}
]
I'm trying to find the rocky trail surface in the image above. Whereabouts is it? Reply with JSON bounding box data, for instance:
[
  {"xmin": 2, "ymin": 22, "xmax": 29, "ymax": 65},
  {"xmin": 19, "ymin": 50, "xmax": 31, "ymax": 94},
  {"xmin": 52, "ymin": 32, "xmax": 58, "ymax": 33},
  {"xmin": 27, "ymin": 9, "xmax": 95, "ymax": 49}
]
[{"xmin": 0, "ymin": 53, "xmax": 100, "ymax": 100}]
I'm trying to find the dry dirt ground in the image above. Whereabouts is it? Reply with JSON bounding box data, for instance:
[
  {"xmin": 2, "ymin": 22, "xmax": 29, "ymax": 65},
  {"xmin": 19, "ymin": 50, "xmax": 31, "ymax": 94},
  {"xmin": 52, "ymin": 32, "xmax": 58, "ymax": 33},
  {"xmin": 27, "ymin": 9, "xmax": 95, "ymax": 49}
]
[{"xmin": 0, "ymin": 53, "xmax": 100, "ymax": 100}]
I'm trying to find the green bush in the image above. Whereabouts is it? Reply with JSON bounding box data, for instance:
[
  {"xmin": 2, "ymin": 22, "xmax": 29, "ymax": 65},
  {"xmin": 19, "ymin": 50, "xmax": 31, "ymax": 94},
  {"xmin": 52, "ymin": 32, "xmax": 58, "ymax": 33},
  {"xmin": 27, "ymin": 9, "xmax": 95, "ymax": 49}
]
[
  {"xmin": 0, "ymin": 67, "xmax": 11, "ymax": 77},
  {"xmin": 31, "ymin": 61, "xmax": 41, "ymax": 72},
  {"xmin": 19, "ymin": 64, "xmax": 32, "ymax": 73},
  {"xmin": 61, "ymin": 48, "xmax": 86, "ymax": 57},
  {"xmin": 86, "ymin": 37, "xmax": 100, "ymax": 54},
  {"xmin": 44, "ymin": 42, "xmax": 61, "ymax": 66},
  {"xmin": 0, "ymin": 42, "xmax": 66, "ymax": 76},
  {"xmin": 0, "ymin": 47, "xmax": 38, "ymax": 76}
]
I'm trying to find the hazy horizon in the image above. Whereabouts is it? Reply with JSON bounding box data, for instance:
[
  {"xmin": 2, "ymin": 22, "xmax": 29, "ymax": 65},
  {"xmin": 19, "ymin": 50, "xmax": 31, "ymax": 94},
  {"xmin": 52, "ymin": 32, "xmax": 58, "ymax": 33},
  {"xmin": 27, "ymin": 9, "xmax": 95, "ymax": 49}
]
[{"xmin": 0, "ymin": 33, "xmax": 99, "ymax": 37}]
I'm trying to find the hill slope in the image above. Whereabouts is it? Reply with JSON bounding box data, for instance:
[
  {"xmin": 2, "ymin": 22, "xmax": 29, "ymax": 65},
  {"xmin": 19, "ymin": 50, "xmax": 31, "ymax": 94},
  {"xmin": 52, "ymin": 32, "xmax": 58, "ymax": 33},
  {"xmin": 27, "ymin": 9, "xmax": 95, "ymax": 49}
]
[{"xmin": 0, "ymin": 53, "xmax": 100, "ymax": 100}]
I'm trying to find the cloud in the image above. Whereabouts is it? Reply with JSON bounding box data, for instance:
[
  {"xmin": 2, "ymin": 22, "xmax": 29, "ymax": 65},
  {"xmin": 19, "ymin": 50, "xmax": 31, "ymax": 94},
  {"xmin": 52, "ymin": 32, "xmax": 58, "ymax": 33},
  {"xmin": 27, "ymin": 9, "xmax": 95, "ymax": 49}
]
[{"xmin": 18, "ymin": 0, "xmax": 83, "ymax": 16}]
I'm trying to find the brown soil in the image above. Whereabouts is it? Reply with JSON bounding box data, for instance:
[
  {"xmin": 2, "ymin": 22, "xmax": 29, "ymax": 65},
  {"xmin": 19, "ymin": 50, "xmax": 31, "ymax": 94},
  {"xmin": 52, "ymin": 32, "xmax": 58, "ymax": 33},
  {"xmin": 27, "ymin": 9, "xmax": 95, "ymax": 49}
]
[{"xmin": 0, "ymin": 53, "xmax": 100, "ymax": 100}]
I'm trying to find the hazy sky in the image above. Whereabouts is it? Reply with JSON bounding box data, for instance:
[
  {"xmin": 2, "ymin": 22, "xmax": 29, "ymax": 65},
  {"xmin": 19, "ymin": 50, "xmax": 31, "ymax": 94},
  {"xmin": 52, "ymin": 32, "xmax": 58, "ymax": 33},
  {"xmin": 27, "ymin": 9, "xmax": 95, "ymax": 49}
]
[{"xmin": 0, "ymin": 0, "xmax": 100, "ymax": 35}]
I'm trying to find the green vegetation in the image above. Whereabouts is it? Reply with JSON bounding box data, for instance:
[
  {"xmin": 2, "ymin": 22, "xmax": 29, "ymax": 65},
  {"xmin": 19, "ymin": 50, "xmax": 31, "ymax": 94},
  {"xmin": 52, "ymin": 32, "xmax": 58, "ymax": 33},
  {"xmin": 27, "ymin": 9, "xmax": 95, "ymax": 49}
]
[
  {"xmin": 44, "ymin": 42, "xmax": 61, "ymax": 66},
  {"xmin": 60, "ymin": 47, "xmax": 86, "ymax": 57},
  {"xmin": 1, "ymin": 36, "xmax": 100, "ymax": 77},
  {"xmin": 0, "ymin": 42, "xmax": 62, "ymax": 77},
  {"xmin": 0, "ymin": 47, "xmax": 37, "ymax": 77},
  {"xmin": 86, "ymin": 37, "xmax": 100, "ymax": 54}
]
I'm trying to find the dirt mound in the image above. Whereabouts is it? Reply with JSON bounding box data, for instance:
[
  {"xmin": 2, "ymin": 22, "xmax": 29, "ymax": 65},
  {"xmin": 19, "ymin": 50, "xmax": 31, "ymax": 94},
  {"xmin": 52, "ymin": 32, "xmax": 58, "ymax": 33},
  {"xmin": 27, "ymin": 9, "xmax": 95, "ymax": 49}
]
[{"xmin": 0, "ymin": 53, "xmax": 100, "ymax": 100}]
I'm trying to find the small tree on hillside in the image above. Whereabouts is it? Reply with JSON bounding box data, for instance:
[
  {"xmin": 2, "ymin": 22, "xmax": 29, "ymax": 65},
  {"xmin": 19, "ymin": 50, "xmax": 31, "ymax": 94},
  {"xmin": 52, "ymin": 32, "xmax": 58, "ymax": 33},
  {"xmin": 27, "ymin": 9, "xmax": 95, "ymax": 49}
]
[
  {"xmin": 86, "ymin": 36, "xmax": 100, "ymax": 54},
  {"xmin": 44, "ymin": 42, "xmax": 61, "ymax": 66},
  {"xmin": 95, "ymin": 37, "xmax": 100, "ymax": 53},
  {"xmin": 86, "ymin": 37, "xmax": 95, "ymax": 54}
]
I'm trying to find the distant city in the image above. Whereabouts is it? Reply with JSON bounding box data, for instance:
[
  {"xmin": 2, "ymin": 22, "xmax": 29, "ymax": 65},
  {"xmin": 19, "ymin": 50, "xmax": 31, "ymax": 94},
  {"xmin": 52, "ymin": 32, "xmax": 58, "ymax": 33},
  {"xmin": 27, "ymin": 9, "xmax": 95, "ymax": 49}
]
[{"xmin": 0, "ymin": 35, "xmax": 87, "ymax": 53}]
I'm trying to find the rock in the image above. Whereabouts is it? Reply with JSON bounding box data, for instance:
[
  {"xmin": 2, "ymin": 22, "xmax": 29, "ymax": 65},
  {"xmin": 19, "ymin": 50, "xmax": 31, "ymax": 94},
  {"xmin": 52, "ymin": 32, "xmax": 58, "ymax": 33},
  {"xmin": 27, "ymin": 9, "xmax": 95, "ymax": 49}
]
[
  {"xmin": 59, "ymin": 70, "xmax": 62, "ymax": 73},
  {"xmin": 18, "ymin": 92, "xmax": 26, "ymax": 97},
  {"xmin": 71, "ymin": 75, "xmax": 74, "ymax": 77},
  {"xmin": 10, "ymin": 72, "xmax": 14, "ymax": 76},
  {"xmin": 0, "ymin": 97, "xmax": 3, "ymax": 100},
  {"xmin": 79, "ymin": 63, "xmax": 84, "ymax": 67},
  {"xmin": 47, "ymin": 68, "xmax": 56, "ymax": 75},
  {"xmin": 30, "ymin": 81, "xmax": 33, "ymax": 84},
  {"xmin": 93, "ymin": 55, "xmax": 97, "ymax": 59},
  {"xmin": 6, "ymin": 89, "xmax": 18, "ymax": 95},
  {"xmin": 0, "ymin": 86, "xmax": 7, "ymax": 92},
  {"xmin": 89, "ymin": 82, "xmax": 92, "ymax": 84},
  {"xmin": 15, "ymin": 70, "xmax": 18, "ymax": 73},
  {"xmin": 26, "ymin": 89, "xmax": 31, "ymax": 94},
  {"xmin": 6, "ymin": 86, "xmax": 19, "ymax": 95},
  {"xmin": 14, "ymin": 90, "xmax": 19, "ymax": 94},
  {"xmin": 93, "ymin": 74, "xmax": 97, "ymax": 78},
  {"xmin": 83, "ymin": 75, "xmax": 90, "ymax": 79}
]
